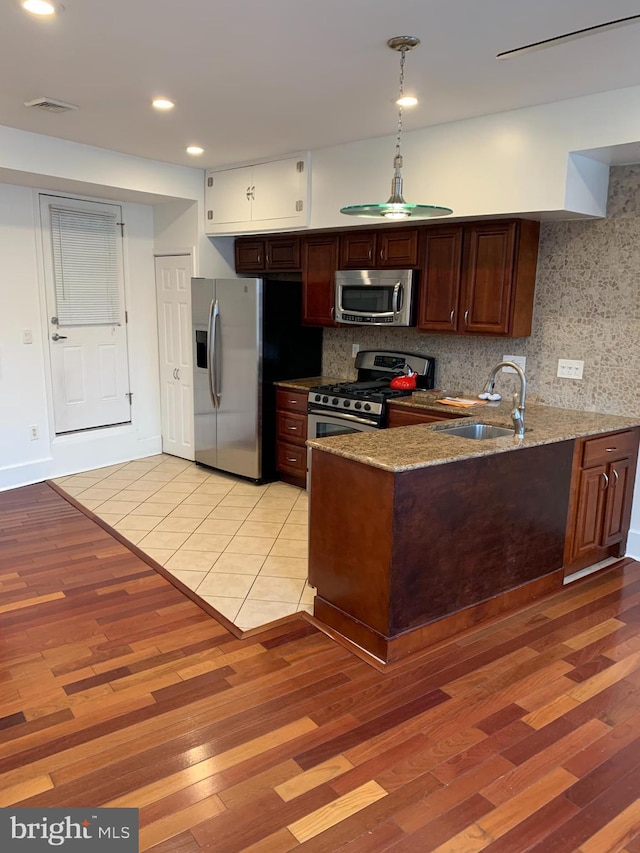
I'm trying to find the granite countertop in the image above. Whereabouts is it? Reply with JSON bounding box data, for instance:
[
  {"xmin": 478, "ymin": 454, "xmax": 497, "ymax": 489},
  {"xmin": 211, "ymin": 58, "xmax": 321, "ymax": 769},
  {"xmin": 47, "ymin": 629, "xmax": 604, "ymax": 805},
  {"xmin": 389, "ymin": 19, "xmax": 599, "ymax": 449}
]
[
  {"xmin": 274, "ymin": 376, "xmax": 342, "ymax": 391},
  {"xmin": 307, "ymin": 394, "xmax": 640, "ymax": 473}
]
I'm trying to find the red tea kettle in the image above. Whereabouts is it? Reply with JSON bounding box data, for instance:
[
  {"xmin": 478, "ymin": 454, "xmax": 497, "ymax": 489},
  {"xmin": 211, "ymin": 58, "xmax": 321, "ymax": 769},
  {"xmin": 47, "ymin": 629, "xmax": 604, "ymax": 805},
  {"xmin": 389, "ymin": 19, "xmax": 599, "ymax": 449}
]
[{"xmin": 390, "ymin": 369, "xmax": 417, "ymax": 390}]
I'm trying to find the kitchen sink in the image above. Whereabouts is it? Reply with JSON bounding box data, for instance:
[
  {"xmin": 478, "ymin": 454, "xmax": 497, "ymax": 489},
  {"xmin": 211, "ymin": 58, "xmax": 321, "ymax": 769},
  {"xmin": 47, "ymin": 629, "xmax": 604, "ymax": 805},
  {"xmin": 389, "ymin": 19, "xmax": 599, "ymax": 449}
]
[{"xmin": 436, "ymin": 422, "xmax": 515, "ymax": 440}]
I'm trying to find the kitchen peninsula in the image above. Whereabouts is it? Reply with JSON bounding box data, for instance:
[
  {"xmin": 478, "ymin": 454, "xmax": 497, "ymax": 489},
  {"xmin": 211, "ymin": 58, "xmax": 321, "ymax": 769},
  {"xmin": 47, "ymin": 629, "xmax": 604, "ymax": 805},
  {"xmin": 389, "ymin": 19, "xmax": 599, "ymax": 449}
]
[{"xmin": 307, "ymin": 396, "xmax": 640, "ymax": 663}]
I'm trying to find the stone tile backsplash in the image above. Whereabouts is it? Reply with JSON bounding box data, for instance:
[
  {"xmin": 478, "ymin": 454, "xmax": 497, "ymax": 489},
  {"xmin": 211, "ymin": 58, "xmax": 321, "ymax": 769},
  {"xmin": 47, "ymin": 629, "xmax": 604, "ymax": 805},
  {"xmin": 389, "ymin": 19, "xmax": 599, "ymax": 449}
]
[{"xmin": 322, "ymin": 164, "xmax": 640, "ymax": 417}]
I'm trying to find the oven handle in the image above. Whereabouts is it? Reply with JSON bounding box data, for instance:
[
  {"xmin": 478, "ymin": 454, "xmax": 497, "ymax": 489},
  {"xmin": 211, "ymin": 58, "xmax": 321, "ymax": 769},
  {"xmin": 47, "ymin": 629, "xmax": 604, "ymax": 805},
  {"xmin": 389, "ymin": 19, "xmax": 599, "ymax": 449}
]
[{"xmin": 308, "ymin": 407, "xmax": 379, "ymax": 428}]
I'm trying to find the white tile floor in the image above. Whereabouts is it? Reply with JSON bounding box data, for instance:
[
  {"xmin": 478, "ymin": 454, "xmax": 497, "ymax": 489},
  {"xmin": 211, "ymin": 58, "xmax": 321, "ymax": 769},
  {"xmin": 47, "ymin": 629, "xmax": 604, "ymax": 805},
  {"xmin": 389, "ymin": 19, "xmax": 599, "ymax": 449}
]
[{"xmin": 54, "ymin": 454, "xmax": 315, "ymax": 631}]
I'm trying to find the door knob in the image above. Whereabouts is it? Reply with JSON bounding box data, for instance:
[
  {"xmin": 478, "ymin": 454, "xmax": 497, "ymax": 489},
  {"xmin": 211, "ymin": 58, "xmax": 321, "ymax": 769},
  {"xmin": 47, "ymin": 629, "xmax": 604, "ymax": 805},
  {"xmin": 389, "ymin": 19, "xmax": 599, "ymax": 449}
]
[{"xmin": 51, "ymin": 333, "xmax": 68, "ymax": 341}]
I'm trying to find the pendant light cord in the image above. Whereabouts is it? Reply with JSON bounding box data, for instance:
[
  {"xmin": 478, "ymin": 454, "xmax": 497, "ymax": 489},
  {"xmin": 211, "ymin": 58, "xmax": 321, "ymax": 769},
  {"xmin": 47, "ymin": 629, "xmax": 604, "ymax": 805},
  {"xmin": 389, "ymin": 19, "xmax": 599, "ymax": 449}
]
[{"xmin": 393, "ymin": 46, "xmax": 406, "ymax": 170}]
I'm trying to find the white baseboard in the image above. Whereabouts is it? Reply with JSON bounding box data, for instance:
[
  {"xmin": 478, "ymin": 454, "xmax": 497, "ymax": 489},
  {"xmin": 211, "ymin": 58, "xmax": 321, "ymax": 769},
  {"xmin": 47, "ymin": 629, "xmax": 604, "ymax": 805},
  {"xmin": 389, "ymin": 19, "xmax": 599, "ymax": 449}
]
[
  {"xmin": 626, "ymin": 528, "xmax": 640, "ymax": 561},
  {"xmin": 0, "ymin": 432, "xmax": 162, "ymax": 492}
]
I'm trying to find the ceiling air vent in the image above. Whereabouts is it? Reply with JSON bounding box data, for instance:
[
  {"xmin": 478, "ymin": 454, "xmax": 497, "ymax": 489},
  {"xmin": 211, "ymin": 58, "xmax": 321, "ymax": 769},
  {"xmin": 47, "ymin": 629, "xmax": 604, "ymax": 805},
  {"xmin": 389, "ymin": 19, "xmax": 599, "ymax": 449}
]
[{"xmin": 24, "ymin": 97, "xmax": 79, "ymax": 114}]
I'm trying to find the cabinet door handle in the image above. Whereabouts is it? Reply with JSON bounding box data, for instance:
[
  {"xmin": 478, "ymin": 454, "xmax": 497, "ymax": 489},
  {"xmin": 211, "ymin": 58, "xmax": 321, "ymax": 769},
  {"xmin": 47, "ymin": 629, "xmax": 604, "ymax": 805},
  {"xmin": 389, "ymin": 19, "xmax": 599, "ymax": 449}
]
[
  {"xmin": 330, "ymin": 305, "xmax": 335, "ymax": 319},
  {"xmin": 287, "ymin": 457, "xmax": 298, "ymax": 463},
  {"xmin": 601, "ymin": 471, "xmax": 609, "ymax": 489},
  {"xmin": 172, "ymin": 368, "xmax": 177, "ymax": 379},
  {"xmin": 605, "ymin": 447, "xmax": 616, "ymax": 452},
  {"xmin": 289, "ymin": 399, "xmax": 299, "ymax": 405},
  {"xmin": 287, "ymin": 425, "xmax": 298, "ymax": 431},
  {"xmin": 450, "ymin": 309, "xmax": 455, "ymax": 325},
  {"xmin": 612, "ymin": 468, "xmax": 619, "ymax": 486},
  {"xmin": 176, "ymin": 368, "xmax": 180, "ymax": 381},
  {"xmin": 246, "ymin": 186, "xmax": 252, "ymax": 201},
  {"xmin": 464, "ymin": 310, "xmax": 469, "ymax": 325}
]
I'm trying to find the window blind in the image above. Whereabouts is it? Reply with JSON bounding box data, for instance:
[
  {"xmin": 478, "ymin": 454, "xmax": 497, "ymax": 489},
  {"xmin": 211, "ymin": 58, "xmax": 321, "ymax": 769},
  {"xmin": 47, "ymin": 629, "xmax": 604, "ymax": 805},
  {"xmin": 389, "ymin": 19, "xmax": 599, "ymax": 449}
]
[{"xmin": 50, "ymin": 206, "xmax": 121, "ymax": 326}]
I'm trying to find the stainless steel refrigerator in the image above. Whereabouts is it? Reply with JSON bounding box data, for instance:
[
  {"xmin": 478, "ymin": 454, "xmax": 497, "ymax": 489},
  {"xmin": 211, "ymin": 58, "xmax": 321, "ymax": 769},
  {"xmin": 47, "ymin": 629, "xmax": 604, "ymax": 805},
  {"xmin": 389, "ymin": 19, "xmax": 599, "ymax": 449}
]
[{"xmin": 191, "ymin": 277, "xmax": 322, "ymax": 482}]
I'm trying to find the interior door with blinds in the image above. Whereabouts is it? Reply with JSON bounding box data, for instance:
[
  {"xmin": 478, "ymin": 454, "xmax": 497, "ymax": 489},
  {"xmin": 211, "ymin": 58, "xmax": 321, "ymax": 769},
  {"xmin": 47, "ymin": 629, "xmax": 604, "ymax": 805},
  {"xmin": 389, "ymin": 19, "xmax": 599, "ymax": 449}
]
[{"xmin": 39, "ymin": 195, "xmax": 131, "ymax": 434}]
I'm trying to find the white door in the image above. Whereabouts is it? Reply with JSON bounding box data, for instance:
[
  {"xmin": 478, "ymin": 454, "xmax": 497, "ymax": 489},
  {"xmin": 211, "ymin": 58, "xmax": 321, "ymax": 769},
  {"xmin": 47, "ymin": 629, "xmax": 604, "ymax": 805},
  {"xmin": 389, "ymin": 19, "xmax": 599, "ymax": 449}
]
[
  {"xmin": 155, "ymin": 255, "xmax": 194, "ymax": 460},
  {"xmin": 40, "ymin": 195, "xmax": 131, "ymax": 434}
]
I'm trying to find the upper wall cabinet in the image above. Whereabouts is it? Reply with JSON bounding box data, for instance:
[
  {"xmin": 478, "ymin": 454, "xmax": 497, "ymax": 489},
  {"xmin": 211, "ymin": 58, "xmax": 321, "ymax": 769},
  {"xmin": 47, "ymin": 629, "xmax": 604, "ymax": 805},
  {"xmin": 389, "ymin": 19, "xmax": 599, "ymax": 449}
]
[
  {"xmin": 339, "ymin": 228, "xmax": 418, "ymax": 269},
  {"xmin": 417, "ymin": 219, "xmax": 540, "ymax": 337},
  {"xmin": 235, "ymin": 236, "xmax": 301, "ymax": 273},
  {"xmin": 205, "ymin": 154, "xmax": 310, "ymax": 236}
]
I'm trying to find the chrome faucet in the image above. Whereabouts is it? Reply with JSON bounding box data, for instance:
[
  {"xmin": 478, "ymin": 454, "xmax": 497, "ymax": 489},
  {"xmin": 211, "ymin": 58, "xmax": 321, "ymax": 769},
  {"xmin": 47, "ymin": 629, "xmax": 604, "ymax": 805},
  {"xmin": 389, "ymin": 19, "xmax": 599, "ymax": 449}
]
[{"xmin": 481, "ymin": 361, "xmax": 527, "ymax": 438}]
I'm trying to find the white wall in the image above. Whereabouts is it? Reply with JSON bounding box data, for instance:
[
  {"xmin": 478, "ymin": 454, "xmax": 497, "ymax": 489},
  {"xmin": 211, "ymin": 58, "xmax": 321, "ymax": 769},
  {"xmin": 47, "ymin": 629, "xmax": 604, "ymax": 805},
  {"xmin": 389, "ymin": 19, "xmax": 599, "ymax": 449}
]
[
  {"xmin": 0, "ymin": 124, "xmax": 243, "ymax": 490},
  {"xmin": 307, "ymin": 84, "xmax": 640, "ymax": 228},
  {"xmin": 0, "ymin": 184, "xmax": 164, "ymax": 489},
  {"xmin": 0, "ymin": 125, "xmax": 203, "ymax": 203}
]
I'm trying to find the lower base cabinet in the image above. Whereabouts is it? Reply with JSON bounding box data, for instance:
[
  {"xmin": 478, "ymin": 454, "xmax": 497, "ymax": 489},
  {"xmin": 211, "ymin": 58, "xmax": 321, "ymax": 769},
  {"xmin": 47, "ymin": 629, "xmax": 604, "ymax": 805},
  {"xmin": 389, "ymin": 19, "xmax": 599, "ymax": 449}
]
[
  {"xmin": 564, "ymin": 428, "xmax": 640, "ymax": 574},
  {"xmin": 275, "ymin": 388, "xmax": 309, "ymax": 489}
]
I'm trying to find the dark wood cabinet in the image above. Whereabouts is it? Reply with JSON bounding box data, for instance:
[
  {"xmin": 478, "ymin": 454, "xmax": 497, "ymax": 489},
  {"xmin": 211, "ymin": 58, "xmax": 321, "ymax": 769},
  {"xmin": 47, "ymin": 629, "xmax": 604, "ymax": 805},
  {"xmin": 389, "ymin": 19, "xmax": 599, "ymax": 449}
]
[
  {"xmin": 565, "ymin": 428, "xmax": 639, "ymax": 573},
  {"xmin": 416, "ymin": 226, "xmax": 463, "ymax": 332},
  {"xmin": 302, "ymin": 235, "xmax": 338, "ymax": 326},
  {"xmin": 234, "ymin": 239, "xmax": 265, "ymax": 272},
  {"xmin": 309, "ymin": 439, "xmax": 573, "ymax": 662},
  {"xmin": 386, "ymin": 404, "xmax": 464, "ymax": 428},
  {"xmin": 339, "ymin": 228, "xmax": 418, "ymax": 269},
  {"xmin": 235, "ymin": 236, "xmax": 301, "ymax": 273},
  {"xmin": 234, "ymin": 218, "xmax": 540, "ymax": 337},
  {"xmin": 417, "ymin": 219, "xmax": 540, "ymax": 337},
  {"xmin": 275, "ymin": 388, "xmax": 309, "ymax": 488}
]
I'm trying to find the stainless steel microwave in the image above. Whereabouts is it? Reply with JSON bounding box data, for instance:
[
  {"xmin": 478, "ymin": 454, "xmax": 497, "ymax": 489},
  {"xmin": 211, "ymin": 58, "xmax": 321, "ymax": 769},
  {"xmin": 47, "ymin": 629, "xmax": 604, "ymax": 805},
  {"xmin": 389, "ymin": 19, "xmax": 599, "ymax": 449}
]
[{"xmin": 335, "ymin": 269, "xmax": 415, "ymax": 326}]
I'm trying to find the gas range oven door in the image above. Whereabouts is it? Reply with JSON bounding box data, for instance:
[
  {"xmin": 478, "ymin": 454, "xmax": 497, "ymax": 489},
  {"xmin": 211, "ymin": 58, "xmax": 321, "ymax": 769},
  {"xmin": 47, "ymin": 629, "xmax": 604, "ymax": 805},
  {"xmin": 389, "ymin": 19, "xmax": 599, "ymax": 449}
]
[
  {"xmin": 307, "ymin": 410, "xmax": 380, "ymax": 439},
  {"xmin": 306, "ymin": 410, "xmax": 380, "ymax": 490}
]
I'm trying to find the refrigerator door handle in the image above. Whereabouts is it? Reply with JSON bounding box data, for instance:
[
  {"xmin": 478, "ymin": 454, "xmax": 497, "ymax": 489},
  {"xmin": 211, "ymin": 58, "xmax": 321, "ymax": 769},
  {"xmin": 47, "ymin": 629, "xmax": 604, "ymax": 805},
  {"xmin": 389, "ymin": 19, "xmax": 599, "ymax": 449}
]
[
  {"xmin": 214, "ymin": 302, "xmax": 222, "ymax": 406},
  {"xmin": 208, "ymin": 298, "xmax": 219, "ymax": 409}
]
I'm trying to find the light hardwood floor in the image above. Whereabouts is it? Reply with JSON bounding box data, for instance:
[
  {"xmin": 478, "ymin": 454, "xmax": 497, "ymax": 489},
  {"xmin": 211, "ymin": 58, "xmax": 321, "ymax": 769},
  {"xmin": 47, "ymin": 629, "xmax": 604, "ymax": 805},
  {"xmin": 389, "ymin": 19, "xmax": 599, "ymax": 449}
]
[{"xmin": 2, "ymin": 482, "xmax": 640, "ymax": 852}]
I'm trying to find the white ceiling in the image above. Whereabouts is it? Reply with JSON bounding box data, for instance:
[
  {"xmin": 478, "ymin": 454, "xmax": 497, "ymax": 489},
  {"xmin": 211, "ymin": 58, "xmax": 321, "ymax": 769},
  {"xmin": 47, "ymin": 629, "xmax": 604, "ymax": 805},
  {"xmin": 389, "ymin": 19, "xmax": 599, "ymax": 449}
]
[{"xmin": 2, "ymin": 0, "xmax": 640, "ymax": 170}]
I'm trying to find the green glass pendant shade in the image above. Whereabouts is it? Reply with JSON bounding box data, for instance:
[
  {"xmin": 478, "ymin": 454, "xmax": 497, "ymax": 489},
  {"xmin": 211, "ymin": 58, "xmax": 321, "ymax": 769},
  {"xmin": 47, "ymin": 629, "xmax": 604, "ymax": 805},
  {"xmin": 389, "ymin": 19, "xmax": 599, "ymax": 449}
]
[{"xmin": 340, "ymin": 202, "xmax": 453, "ymax": 219}]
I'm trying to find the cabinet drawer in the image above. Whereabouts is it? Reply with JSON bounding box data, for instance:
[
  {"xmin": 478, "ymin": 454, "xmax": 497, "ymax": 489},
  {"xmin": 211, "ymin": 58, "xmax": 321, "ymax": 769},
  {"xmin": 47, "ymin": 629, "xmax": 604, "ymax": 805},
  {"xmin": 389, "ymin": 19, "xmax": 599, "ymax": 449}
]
[
  {"xmin": 277, "ymin": 441, "xmax": 307, "ymax": 475},
  {"xmin": 582, "ymin": 430, "xmax": 637, "ymax": 467},
  {"xmin": 386, "ymin": 406, "xmax": 462, "ymax": 427},
  {"xmin": 277, "ymin": 410, "xmax": 307, "ymax": 444},
  {"xmin": 276, "ymin": 388, "xmax": 308, "ymax": 413}
]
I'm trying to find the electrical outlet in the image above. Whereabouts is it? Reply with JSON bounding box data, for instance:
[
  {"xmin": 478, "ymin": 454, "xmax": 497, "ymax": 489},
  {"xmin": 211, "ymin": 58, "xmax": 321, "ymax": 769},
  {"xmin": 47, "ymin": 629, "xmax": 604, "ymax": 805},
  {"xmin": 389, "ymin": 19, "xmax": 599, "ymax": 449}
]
[
  {"xmin": 502, "ymin": 355, "xmax": 526, "ymax": 374},
  {"xmin": 351, "ymin": 344, "xmax": 360, "ymax": 358},
  {"xmin": 557, "ymin": 358, "xmax": 584, "ymax": 380},
  {"xmin": 29, "ymin": 425, "xmax": 39, "ymax": 441}
]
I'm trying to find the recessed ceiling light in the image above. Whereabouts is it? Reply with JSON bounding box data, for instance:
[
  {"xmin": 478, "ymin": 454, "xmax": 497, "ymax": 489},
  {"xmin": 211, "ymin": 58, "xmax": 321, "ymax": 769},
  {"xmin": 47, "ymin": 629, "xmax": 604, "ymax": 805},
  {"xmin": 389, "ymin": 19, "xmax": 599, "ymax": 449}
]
[
  {"xmin": 21, "ymin": 0, "xmax": 60, "ymax": 15},
  {"xmin": 396, "ymin": 95, "xmax": 418, "ymax": 107},
  {"xmin": 186, "ymin": 146, "xmax": 204, "ymax": 156},
  {"xmin": 152, "ymin": 98, "xmax": 175, "ymax": 110}
]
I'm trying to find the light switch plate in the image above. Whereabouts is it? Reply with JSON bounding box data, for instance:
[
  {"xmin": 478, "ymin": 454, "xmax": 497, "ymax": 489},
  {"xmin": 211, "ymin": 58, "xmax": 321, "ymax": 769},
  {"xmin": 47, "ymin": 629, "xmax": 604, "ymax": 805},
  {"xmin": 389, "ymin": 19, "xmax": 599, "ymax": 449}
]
[
  {"xmin": 557, "ymin": 358, "xmax": 584, "ymax": 379},
  {"xmin": 502, "ymin": 355, "xmax": 526, "ymax": 374}
]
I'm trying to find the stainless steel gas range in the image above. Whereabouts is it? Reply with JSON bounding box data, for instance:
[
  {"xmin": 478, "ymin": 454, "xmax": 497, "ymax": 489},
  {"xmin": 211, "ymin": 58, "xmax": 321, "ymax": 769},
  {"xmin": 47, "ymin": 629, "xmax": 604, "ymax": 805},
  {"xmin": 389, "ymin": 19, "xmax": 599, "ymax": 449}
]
[{"xmin": 307, "ymin": 350, "xmax": 435, "ymax": 440}]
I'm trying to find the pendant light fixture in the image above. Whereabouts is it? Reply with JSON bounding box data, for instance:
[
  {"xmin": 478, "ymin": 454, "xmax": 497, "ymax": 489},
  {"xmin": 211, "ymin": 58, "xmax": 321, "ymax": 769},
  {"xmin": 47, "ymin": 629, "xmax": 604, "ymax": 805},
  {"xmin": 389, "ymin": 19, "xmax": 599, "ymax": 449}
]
[{"xmin": 340, "ymin": 36, "xmax": 452, "ymax": 221}]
